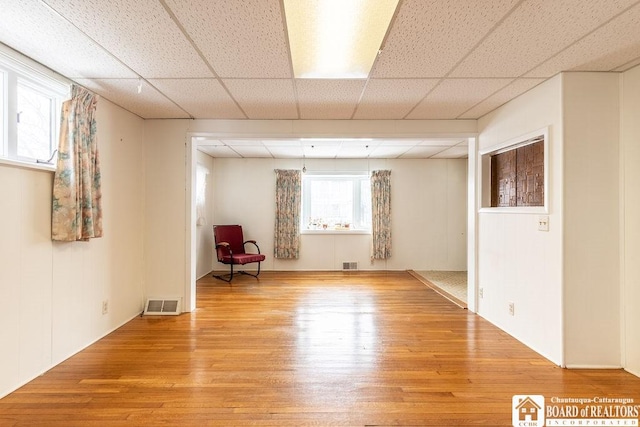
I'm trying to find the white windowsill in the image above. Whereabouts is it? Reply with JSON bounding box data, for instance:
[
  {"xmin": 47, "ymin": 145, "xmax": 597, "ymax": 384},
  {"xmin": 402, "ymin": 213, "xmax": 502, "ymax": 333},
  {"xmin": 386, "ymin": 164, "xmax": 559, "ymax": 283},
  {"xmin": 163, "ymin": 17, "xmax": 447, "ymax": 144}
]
[
  {"xmin": 479, "ymin": 206, "xmax": 548, "ymax": 214},
  {"xmin": 0, "ymin": 157, "xmax": 56, "ymax": 172},
  {"xmin": 302, "ymin": 229, "xmax": 372, "ymax": 235}
]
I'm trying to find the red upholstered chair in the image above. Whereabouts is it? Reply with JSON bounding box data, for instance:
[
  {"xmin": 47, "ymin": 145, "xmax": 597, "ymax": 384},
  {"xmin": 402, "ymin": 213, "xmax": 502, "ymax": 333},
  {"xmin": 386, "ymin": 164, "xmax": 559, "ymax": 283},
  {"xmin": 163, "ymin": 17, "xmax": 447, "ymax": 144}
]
[{"xmin": 213, "ymin": 225, "xmax": 266, "ymax": 282}]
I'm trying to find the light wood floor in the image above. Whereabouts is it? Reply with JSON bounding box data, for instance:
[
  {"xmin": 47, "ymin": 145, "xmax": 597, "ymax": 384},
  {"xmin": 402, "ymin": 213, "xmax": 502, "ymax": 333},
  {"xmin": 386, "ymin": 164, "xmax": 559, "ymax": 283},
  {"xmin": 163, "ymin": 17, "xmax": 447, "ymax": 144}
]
[{"xmin": 1, "ymin": 271, "xmax": 639, "ymax": 426}]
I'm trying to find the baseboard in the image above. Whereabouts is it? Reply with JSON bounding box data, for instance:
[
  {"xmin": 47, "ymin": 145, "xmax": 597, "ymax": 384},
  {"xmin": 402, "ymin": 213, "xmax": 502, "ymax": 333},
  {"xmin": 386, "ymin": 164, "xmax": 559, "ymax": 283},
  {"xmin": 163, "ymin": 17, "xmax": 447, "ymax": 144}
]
[
  {"xmin": 624, "ymin": 366, "xmax": 640, "ymax": 378},
  {"xmin": 565, "ymin": 364, "xmax": 623, "ymax": 369}
]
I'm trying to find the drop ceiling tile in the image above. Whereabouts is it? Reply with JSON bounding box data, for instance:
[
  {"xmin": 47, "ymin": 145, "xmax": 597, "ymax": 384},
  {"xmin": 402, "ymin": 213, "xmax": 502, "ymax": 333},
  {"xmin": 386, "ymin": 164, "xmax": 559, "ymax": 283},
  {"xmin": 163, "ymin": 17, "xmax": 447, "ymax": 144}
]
[
  {"xmin": 231, "ymin": 145, "xmax": 273, "ymax": 158},
  {"xmin": 296, "ymin": 80, "xmax": 366, "ymax": 119},
  {"xmin": 262, "ymin": 140, "xmax": 302, "ymax": 147},
  {"xmin": 149, "ymin": 79, "xmax": 244, "ymax": 119},
  {"xmin": 525, "ymin": 4, "xmax": 640, "ymax": 77},
  {"xmin": 220, "ymin": 139, "xmax": 263, "ymax": 146},
  {"xmin": 0, "ymin": 0, "xmax": 135, "ymax": 79},
  {"xmin": 372, "ymin": 0, "xmax": 520, "ymax": 78},
  {"xmin": 459, "ymin": 78, "xmax": 545, "ymax": 119},
  {"xmin": 196, "ymin": 139, "xmax": 224, "ymax": 146},
  {"xmin": 353, "ymin": 79, "xmax": 439, "ymax": 119},
  {"xmin": 74, "ymin": 78, "xmax": 189, "ymax": 119},
  {"xmin": 369, "ymin": 145, "xmax": 414, "ymax": 159},
  {"xmin": 431, "ymin": 146, "xmax": 469, "ymax": 159},
  {"xmin": 614, "ymin": 57, "xmax": 640, "ymax": 72},
  {"xmin": 223, "ymin": 79, "xmax": 298, "ymax": 119},
  {"xmin": 164, "ymin": 0, "xmax": 291, "ymax": 78},
  {"xmin": 400, "ymin": 146, "xmax": 450, "ymax": 158},
  {"xmin": 197, "ymin": 146, "xmax": 241, "ymax": 158},
  {"xmin": 418, "ymin": 139, "xmax": 465, "ymax": 146},
  {"xmin": 43, "ymin": 0, "xmax": 212, "ymax": 78},
  {"xmin": 337, "ymin": 144, "xmax": 378, "ymax": 158},
  {"xmin": 407, "ymin": 79, "xmax": 512, "ymax": 119},
  {"xmin": 266, "ymin": 146, "xmax": 304, "ymax": 158},
  {"xmin": 302, "ymin": 144, "xmax": 340, "ymax": 158},
  {"xmin": 450, "ymin": 0, "xmax": 638, "ymax": 78}
]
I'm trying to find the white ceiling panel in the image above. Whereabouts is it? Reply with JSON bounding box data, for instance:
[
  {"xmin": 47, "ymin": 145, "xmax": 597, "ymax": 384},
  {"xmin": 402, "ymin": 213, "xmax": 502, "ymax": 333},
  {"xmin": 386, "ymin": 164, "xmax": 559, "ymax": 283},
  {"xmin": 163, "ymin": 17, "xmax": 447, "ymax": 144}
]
[
  {"xmin": 400, "ymin": 146, "xmax": 452, "ymax": 158},
  {"xmin": 297, "ymin": 80, "xmax": 366, "ymax": 119},
  {"xmin": 614, "ymin": 57, "xmax": 640, "ymax": 72},
  {"xmin": 75, "ymin": 78, "xmax": 189, "ymax": 119},
  {"xmin": 418, "ymin": 139, "xmax": 464, "ymax": 146},
  {"xmin": 266, "ymin": 146, "xmax": 304, "ymax": 158},
  {"xmin": 353, "ymin": 79, "xmax": 439, "ymax": 119},
  {"xmin": 223, "ymin": 79, "xmax": 298, "ymax": 119},
  {"xmin": 450, "ymin": 0, "xmax": 638, "ymax": 78},
  {"xmin": 459, "ymin": 78, "xmax": 545, "ymax": 119},
  {"xmin": 164, "ymin": 0, "xmax": 291, "ymax": 78},
  {"xmin": 0, "ymin": 0, "xmax": 136, "ymax": 79},
  {"xmin": 302, "ymin": 144, "xmax": 340, "ymax": 158},
  {"xmin": 262, "ymin": 140, "xmax": 302, "ymax": 147},
  {"xmin": 336, "ymin": 143, "xmax": 380, "ymax": 158},
  {"xmin": 196, "ymin": 139, "xmax": 224, "ymax": 146},
  {"xmin": 231, "ymin": 145, "xmax": 273, "ymax": 158},
  {"xmin": 43, "ymin": 0, "xmax": 212, "ymax": 78},
  {"xmin": 407, "ymin": 79, "xmax": 512, "ymax": 119},
  {"xmin": 431, "ymin": 145, "xmax": 469, "ymax": 159},
  {"xmin": 372, "ymin": 0, "xmax": 520, "ymax": 78},
  {"xmin": 368, "ymin": 145, "xmax": 414, "ymax": 159},
  {"xmin": 525, "ymin": 3, "xmax": 640, "ymax": 77},
  {"xmin": 197, "ymin": 146, "xmax": 241, "ymax": 158},
  {"xmin": 149, "ymin": 79, "xmax": 245, "ymax": 119}
]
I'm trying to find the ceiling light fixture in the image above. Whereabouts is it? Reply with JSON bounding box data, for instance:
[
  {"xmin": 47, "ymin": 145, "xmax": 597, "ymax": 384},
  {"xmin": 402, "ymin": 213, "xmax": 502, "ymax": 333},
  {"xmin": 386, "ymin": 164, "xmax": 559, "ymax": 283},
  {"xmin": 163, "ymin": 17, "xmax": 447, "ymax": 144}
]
[{"xmin": 284, "ymin": 0, "xmax": 399, "ymax": 79}]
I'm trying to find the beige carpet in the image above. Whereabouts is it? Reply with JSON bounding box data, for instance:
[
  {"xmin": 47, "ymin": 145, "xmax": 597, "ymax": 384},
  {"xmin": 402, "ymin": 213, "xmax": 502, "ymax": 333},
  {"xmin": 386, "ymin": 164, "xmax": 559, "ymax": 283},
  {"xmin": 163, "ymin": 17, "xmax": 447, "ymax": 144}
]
[{"xmin": 414, "ymin": 271, "xmax": 468, "ymax": 303}]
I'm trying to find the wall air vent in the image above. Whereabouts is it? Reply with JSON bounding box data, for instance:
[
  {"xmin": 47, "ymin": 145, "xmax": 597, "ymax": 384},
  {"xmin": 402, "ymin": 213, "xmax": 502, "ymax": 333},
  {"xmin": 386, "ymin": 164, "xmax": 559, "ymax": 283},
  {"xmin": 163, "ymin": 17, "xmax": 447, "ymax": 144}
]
[
  {"xmin": 144, "ymin": 298, "xmax": 182, "ymax": 316},
  {"xmin": 342, "ymin": 262, "xmax": 358, "ymax": 270}
]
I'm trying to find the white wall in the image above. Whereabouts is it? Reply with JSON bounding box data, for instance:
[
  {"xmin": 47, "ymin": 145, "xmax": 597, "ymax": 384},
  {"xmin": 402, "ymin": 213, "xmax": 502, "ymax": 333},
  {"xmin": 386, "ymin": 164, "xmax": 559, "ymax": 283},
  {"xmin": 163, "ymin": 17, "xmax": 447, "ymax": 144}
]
[
  {"xmin": 621, "ymin": 65, "xmax": 640, "ymax": 376},
  {"xmin": 477, "ymin": 76, "xmax": 564, "ymax": 365},
  {"xmin": 195, "ymin": 151, "xmax": 215, "ymax": 279},
  {"xmin": 210, "ymin": 157, "xmax": 467, "ymax": 272},
  {"xmin": 562, "ymin": 73, "xmax": 620, "ymax": 367},
  {"xmin": 477, "ymin": 72, "xmax": 628, "ymax": 369},
  {"xmin": 143, "ymin": 120, "xmax": 190, "ymax": 299},
  {"xmin": 0, "ymin": 99, "xmax": 145, "ymax": 398}
]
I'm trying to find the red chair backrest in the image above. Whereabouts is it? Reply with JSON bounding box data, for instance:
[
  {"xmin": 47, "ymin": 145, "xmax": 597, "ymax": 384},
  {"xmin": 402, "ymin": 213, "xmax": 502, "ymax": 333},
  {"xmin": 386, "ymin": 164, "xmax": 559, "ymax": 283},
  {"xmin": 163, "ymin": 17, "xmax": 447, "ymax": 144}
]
[{"xmin": 214, "ymin": 225, "xmax": 246, "ymax": 260}]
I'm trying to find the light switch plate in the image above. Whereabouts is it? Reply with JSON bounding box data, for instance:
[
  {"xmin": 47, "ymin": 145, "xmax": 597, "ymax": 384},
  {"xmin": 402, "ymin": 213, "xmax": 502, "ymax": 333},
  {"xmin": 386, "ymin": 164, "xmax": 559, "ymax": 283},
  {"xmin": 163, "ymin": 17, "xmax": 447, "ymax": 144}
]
[{"xmin": 538, "ymin": 215, "xmax": 549, "ymax": 231}]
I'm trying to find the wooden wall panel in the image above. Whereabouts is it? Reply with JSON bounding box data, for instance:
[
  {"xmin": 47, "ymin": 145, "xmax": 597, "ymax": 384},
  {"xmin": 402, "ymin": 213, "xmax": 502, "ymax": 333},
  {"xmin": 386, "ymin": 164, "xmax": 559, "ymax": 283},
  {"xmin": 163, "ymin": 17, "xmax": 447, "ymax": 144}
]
[
  {"xmin": 491, "ymin": 140, "xmax": 544, "ymax": 207},
  {"xmin": 491, "ymin": 149, "xmax": 516, "ymax": 207}
]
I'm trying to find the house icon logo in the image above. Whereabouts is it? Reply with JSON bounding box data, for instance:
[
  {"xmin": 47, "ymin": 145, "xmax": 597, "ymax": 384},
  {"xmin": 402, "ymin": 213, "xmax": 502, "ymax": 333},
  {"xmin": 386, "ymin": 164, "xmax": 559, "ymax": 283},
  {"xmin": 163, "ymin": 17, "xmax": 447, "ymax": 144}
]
[{"xmin": 512, "ymin": 395, "xmax": 545, "ymax": 427}]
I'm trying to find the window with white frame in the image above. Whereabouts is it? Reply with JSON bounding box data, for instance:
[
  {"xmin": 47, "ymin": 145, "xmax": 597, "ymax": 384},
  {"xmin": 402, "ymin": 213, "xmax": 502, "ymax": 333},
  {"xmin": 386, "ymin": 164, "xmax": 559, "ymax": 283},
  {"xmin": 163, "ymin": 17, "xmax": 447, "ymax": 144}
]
[
  {"xmin": 0, "ymin": 48, "xmax": 69, "ymax": 165},
  {"xmin": 302, "ymin": 172, "xmax": 371, "ymax": 232}
]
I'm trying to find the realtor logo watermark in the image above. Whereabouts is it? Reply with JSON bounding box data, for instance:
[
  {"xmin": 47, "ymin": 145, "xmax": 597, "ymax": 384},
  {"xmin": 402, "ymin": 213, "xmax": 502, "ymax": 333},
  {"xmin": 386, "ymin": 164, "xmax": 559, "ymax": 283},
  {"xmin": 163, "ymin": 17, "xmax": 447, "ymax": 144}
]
[{"xmin": 512, "ymin": 395, "xmax": 639, "ymax": 427}]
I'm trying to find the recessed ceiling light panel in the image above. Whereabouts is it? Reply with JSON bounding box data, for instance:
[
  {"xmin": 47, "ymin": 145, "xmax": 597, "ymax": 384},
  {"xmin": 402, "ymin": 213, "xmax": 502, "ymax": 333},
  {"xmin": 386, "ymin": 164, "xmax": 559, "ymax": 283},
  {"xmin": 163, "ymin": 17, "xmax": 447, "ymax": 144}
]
[{"xmin": 284, "ymin": 0, "xmax": 399, "ymax": 79}]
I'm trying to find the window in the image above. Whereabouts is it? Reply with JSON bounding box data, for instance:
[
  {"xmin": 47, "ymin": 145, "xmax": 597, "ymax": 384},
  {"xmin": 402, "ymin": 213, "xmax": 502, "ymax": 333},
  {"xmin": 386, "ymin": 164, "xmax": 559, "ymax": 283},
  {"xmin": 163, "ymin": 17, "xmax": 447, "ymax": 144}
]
[
  {"xmin": 302, "ymin": 173, "xmax": 371, "ymax": 232},
  {"xmin": 0, "ymin": 48, "xmax": 69, "ymax": 165}
]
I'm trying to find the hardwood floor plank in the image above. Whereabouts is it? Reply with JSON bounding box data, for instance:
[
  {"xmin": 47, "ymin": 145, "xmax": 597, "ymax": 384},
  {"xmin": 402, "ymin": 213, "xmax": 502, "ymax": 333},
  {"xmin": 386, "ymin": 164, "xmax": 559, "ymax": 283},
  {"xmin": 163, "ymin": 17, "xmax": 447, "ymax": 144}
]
[{"xmin": 1, "ymin": 271, "xmax": 639, "ymax": 426}]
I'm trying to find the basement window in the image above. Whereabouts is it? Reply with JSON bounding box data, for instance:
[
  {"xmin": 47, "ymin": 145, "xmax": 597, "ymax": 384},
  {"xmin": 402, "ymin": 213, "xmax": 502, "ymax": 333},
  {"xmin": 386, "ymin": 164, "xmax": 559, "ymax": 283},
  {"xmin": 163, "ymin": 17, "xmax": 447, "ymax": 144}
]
[
  {"xmin": 301, "ymin": 172, "xmax": 371, "ymax": 233},
  {"xmin": 0, "ymin": 47, "xmax": 69, "ymax": 168}
]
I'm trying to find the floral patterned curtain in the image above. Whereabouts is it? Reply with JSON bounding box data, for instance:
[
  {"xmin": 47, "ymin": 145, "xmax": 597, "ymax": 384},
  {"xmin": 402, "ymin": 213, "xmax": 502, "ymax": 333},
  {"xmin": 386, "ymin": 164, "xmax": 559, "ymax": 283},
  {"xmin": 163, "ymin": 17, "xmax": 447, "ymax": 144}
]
[
  {"xmin": 371, "ymin": 170, "xmax": 391, "ymax": 260},
  {"xmin": 51, "ymin": 85, "xmax": 102, "ymax": 242},
  {"xmin": 274, "ymin": 169, "xmax": 301, "ymax": 259}
]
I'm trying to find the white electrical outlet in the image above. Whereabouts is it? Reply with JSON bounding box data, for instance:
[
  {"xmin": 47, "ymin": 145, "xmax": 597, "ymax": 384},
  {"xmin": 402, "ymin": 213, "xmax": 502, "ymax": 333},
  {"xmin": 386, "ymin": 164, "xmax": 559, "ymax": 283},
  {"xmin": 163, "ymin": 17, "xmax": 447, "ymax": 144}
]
[
  {"xmin": 102, "ymin": 299, "xmax": 109, "ymax": 315},
  {"xmin": 479, "ymin": 288, "xmax": 484, "ymax": 299},
  {"xmin": 508, "ymin": 302, "xmax": 515, "ymax": 316}
]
